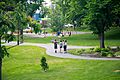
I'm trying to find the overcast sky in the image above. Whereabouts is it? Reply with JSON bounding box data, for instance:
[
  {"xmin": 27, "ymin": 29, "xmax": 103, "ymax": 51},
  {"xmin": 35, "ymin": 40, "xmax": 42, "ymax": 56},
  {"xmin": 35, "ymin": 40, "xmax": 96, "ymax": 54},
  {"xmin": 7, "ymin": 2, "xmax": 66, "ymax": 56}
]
[
  {"xmin": 44, "ymin": 0, "xmax": 51, "ymax": 3},
  {"xmin": 44, "ymin": 0, "xmax": 52, "ymax": 7}
]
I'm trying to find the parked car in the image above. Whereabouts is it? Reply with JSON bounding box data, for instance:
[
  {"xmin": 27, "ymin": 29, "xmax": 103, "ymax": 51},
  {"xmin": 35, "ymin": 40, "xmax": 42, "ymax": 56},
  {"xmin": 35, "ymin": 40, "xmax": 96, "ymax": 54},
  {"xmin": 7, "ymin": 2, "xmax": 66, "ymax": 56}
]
[{"xmin": 23, "ymin": 27, "xmax": 33, "ymax": 33}]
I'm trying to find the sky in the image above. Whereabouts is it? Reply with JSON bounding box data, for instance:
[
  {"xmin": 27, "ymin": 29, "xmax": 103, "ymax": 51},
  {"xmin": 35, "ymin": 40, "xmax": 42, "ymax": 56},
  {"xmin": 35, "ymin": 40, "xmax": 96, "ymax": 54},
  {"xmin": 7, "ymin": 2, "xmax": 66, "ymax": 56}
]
[
  {"xmin": 44, "ymin": 0, "xmax": 52, "ymax": 7},
  {"xmin": 36, "ymin": 0, "xmax": 52, "ymax": 13},
  {"xmin": 44, "ymin": 0, "xmax": 51, "ymax": 3}
]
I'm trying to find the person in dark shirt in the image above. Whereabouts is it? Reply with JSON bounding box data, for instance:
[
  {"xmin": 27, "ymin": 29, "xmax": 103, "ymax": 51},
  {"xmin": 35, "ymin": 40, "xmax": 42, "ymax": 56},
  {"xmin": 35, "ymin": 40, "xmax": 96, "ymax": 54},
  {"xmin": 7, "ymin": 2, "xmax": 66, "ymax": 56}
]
[
  {"xmin": 53, "ymin": 39, "xmax": 58, "ymax": 53},
  {"xmin": 63, "ymin": 40, "xmax": 67, "ymax": 53}
]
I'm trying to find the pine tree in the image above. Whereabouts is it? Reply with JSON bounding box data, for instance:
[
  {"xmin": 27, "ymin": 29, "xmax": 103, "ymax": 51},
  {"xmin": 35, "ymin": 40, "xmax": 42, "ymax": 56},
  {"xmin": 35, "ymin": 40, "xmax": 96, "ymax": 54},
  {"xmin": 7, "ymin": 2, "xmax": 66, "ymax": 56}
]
[{"xmin": 40, "ymin": 57, "xmax": 49, "ymax": 72}]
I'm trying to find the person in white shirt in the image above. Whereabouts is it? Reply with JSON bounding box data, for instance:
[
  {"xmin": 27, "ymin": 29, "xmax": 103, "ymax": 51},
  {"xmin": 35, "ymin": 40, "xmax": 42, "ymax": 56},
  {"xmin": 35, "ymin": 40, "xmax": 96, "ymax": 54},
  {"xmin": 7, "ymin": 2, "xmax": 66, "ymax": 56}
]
[{"xmin": 59, "ymin": 40, "xmax": 63, "ymax": 53}]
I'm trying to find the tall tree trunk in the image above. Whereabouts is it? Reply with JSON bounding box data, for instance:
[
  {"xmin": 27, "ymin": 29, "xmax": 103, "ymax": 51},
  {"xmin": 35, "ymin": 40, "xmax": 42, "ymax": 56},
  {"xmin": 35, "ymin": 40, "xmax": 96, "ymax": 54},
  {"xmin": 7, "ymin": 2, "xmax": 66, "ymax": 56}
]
[
  {"xmin": 99, "ymin": 31, "xmax": 105, "ymax": 48},
  {"xmin": 17, "ymin": 22, "xmax": 20, "ymax": 45},
  {"xmin": 73, "ymin": 25, "xmax": 76, "ymax": 31},
  {"xmin": 0, "ymin": 36, "xmax": 2, "ymax": 80},
  {"xmin": 73, "ymin": 21, "xmax": 77, "ymax": 31},
  {"xmin": 20, "ymin": 28, "xmax": 23, "ymax": 43},
  {"xmin": 0, "ymin": 58, "xmax": 2, "ymax": 80}
]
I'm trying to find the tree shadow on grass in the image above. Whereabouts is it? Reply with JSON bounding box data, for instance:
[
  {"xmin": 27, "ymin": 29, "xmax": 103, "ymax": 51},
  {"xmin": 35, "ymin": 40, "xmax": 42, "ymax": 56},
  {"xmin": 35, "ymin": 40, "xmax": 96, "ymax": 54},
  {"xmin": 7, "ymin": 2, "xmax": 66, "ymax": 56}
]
[{"xmin": 7, "ymin": 45, "xmax": 18, "ymax": 50}]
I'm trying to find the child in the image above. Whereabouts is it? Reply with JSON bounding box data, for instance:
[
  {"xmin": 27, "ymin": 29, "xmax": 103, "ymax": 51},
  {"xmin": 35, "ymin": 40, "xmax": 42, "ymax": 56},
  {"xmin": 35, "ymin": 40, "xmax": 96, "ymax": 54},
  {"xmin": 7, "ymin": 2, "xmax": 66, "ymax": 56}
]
[{"xmin": 69, "ymin": 31, "xmax": 71, "ymax": 36}]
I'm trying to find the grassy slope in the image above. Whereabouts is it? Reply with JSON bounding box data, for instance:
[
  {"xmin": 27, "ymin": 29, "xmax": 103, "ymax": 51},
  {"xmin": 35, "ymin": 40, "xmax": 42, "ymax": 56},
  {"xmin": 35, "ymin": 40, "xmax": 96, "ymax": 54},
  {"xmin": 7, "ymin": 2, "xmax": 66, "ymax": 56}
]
[
  {"xmin": 3, "ymin": 46, "xmax": 120, "ymax": 80},
  {"xmin": 24, "ymin": 27, "xmax": 120, "ymax": 46},
  {"xmin": 24, "ymin": 36, "xmax": 54, "ymax": 43},
  {"xmin": 1, "ymin": 42, "xmax": 5, "ymax": 44}
]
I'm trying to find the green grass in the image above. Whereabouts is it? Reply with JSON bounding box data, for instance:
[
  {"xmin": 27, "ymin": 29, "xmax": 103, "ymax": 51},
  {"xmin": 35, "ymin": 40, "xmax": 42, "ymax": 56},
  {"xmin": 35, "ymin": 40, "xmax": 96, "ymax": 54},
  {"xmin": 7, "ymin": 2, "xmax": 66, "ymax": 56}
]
[
  {"xmin": 63, "ymin": 27, "xmax": 91, "ymax": 32},
  {"xmin": 24, "ymin": 36, "xmax": 55, "ymax": 43},
  {"xmin": 24, "ymin": 33, "xmax": 120, "ymax": 46},
  {"xmin": 105, "ymin": 27, "xmax": 120, "ymax": 40},
  {"xmin": 23, "ymin": 27, "xmax": 120, "ymax": 46},
  {"xmin": 42, "ymin": 28, "xmax": 53, "ymax": 33},
  {"xmin": 1, "ymin": 42, "xmax": 5, "ymax": 44},
  {"xmin": 3, "ymin": 46, "xmax": 120, "ymax": 80}
]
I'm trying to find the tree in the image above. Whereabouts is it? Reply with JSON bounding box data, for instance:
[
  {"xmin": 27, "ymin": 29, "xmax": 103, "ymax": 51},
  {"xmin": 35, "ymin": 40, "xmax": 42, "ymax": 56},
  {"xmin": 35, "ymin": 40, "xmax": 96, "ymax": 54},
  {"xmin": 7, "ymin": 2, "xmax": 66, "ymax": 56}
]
[
  {"xmin": 0, "ymin": 1, "xmax": 16, "ymax": 80},
  {"xmin": 40, "ymin": 57, "xmax": 49, "ymax": 72},
  {"xmin": 111, "ymin": 0, "xmax": 120, "ymax": 27},
  {"xmin": 64, "ymin": 0, "xmax": 86, "ymax": 29},
  {"xmin": 48, "ymin": 3, "xmax": 64, "ymax": 32},
  {"xmin": 25, "ymin": 0, "xmax": 44, "ymax": 35},
  {"xmin": 26, "ymin": 0, "xmax": 44, "ymax": 17},
  {"xmin": 64, "ymin": 0, "xmax": 120, "ymax": 48},
  {"xmin": 82, "ymin": 0, "xmax": 119, "ymax": 48},
  {"xmin": 13, "ymin": 2, "xmax": 23, "ymax": 45},
  {"xmin": 0, "ymin": 0, "xmax": 28, "ymax": 79},
  {"xmin": 13, "ymin": 1, "xmax": 28, "ymax": 45},
  {"xmin": 19, "ymin": 13, "xmax": 28, "ymax": 43},
  {"xmin": 30, "ymin": 20, "xmax": 42, "ymax": 34},
  {"xmin": 40, "ymin": 6, "xmax": 49, "ymax": 18}
]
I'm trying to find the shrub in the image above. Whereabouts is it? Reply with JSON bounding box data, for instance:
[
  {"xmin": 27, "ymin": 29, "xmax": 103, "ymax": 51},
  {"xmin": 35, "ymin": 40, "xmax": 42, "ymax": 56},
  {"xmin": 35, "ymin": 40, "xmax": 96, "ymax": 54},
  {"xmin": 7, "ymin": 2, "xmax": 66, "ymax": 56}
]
[
  {"xmin": 40, "ymin": 57, "xmax": 49, "ymax": 72},
  {"xmin": 107, "ymin": 46, "xmax": 111, "ymax": 50},
  {"xmin": 68, "ymin": 49, "xmax": 80, "ymax": 55},
  {"xmin": 101, "ymin": 51, "xmax": 108, "ymax": 57},
  {"xmin": 94, "ymin": 48, "xmax": 112, "ymax": 57},
  {"xmin": 101, "ymin": 51, "xmax": 115, "ymax": 57},
  {"xmin": 89, "ymin": 48, "xmax": 94, "ymax": 53},
  {"xmin": 117, "ymin": 46, "xmax": 120, "ymax": 51},
  {"xmin": 107, "ymin": 51, "xmax": 115, "ymax": 57},
  {"xmin": 94, "ymin": 48, "xmax": 110, "ymax": 52},
  {"xmin": 68, "ymin": 49, "xmax": 86, "ymax": 55},
  {"xmin": 101, "ymin": 48, "xmax": 110, "ymax": 52},
  {"xmin": 68, "ymin": 48, "xmax": 116, "ymax": 57},
  {"xmin": 94, "ymin": 48, "xmax": 101, "ymax": 52},
  {"xmin": 84, "ymin": 48, "xmax": 94, "ymax": 54},
  {"xmin": 90, "ymin": 48, "xmax": 94, "ymax": 51},
  {"xmin": 77, "ymin": 49, "xmax": 85, "ymax": 54},
  {"xmin": 115, "ymin": 51, "xmax": 120, "ymax": 57}
]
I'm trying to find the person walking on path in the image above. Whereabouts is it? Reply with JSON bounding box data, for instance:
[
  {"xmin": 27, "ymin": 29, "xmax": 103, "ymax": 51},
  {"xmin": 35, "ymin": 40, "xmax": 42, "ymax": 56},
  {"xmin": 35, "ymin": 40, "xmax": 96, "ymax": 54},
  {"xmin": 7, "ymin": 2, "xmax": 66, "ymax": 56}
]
[
  {"xmin": 69, "ymin": 31, "xmax": 71, "ymax": 36},
  {"xmin": 59, "ymin": 40, "xmax": 63, "ymax": 53},
  {"xmin": 53, "ymin": 39, "xmax": 58, "ymax": 53},
  {"xmin": 63, "ymin": 40, "xmax": 67, "ymax": 53}
]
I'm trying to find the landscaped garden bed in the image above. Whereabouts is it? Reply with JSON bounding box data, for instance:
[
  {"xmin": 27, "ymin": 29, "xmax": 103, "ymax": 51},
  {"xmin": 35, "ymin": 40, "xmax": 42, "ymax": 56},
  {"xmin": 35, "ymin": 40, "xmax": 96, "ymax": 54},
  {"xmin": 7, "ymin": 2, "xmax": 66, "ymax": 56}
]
[{"xmin": 68, "ymin": 47, "xmax": 120, "ymax": 58}]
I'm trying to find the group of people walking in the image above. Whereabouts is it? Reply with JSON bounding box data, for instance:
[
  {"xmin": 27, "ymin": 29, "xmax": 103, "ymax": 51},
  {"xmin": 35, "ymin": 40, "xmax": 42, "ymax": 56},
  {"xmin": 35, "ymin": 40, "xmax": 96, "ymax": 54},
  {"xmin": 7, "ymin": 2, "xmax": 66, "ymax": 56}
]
[
  {"xmin": 56, "ymin": 31, "xmax": 72, "ymax": 37},
  {"xmin": 53, "ymin": 39, "xmax": 67, "ymax": 53}
]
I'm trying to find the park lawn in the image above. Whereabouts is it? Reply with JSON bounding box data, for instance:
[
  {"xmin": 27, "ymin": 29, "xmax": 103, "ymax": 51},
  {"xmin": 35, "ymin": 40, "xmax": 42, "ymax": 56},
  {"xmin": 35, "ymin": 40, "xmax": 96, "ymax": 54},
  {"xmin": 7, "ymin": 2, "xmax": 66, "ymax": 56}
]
[
  {"xmin": 1, "ymin": 42, "xmax": 5, "ymax": 44},
  {"xmin": 2, "ymin": 46, "xmax": 120, "ymax": 80},
  {"xmin": 24, "ymin": 35, "xmax": 54, "ymax": 43},
  {"xmin": 24, "ymin": 27, "xmax": 120, "ymax": 46},
  {"xmin": 41, "ymin": 27, "xmax": 53, "ymax": 33},
  {"xmin": 63, "ymin": 27, "xmax": 91, "ymax": 32},
  {"xmin": 63, "ymin": 34, "xmax": 120, "ymax": 46},
  {"xmin": 24, "ymin": 32, "xmax": 120, "ymax": 46}
]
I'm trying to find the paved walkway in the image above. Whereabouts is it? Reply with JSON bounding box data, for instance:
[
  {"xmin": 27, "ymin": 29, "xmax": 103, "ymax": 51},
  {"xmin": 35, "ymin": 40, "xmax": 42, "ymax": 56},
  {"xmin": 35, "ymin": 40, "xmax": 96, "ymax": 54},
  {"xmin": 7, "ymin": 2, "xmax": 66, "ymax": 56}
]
[
  {"xmin": 2, "ymin": 41, "xmax": 120, "ymax": 60},
  {"xmin": 23, "ymin": 31, "xmax": 92, "ymax": 38}
]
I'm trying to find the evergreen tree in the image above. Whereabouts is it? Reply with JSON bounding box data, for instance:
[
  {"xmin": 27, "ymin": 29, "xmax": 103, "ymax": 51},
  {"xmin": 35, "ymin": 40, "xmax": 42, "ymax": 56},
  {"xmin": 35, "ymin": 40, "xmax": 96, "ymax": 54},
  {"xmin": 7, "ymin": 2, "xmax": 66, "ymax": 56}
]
[{"xmin": 40, "ymin": 57, "xmax": 49, "ymax": 72}]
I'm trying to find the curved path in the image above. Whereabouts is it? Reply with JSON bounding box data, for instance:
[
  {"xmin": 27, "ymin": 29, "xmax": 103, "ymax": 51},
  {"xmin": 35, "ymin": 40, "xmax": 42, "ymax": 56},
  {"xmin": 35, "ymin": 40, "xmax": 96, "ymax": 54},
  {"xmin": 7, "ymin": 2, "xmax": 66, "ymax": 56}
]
[
  {"xmin": 23, "ymin": 31, "xmax": 92, "ymax": 38},
  {"xmin": 3, "ymin": 42, "xmax": 120, "ymax": 60}
]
